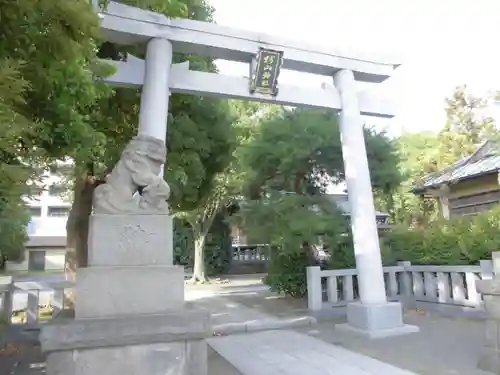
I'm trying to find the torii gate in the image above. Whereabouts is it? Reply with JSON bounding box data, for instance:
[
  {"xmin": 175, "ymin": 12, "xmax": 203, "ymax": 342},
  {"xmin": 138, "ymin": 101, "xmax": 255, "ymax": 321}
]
[{"xmin": 96, "ymin": 1, "xmax": 416, "ymax": 337}]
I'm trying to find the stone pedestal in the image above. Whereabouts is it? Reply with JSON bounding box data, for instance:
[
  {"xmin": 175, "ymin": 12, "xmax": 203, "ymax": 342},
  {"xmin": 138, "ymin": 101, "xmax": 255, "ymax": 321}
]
[
  {"xmin": 476, "ymin": 252, "xmax": 500, "ymax": 374},
  {"xmin": 335, "ymin": 302, "xmax": 419, "ymax": 339},
  {"xmin": 41, "ymin": 214, "xmax": 210, "ymax": 375}
]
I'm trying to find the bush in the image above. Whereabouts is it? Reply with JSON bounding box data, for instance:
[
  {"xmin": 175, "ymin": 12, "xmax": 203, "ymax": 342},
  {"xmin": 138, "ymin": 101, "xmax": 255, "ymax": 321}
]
[
  {"xmin": 263, "ymin": 245, "xmax": 309, "ymax": 298},
  {"xmin": 382, "ymin": 207, "xmax": 500, "ymax": 265},
  {"xmin": 238, "ymin": 193, "xmax": 353, "ymax": 298}
]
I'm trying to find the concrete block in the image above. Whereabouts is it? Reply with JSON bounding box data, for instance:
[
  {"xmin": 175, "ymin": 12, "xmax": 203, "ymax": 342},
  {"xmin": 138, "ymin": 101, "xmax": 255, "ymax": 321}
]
[
  {"xmin": 478, "ymin": 347, "xmax": 500, "ymax": 374},
  {"xmin": 187, "ymin": 340, "xmax": 207, "ymax": 375},
  {"xmin": 348, "ymin": 301, "xmax": 403, "ymax": 330},
  {"xmin": 336, "ymin": 301, "xmax": 419, "ymax": 339},
  {"xmin": 45, "ymin": 342, "xmax": 187, "ymax": 375},
  {"xmin": 477, "ymin": 279, "xmax": 500, "ymax": 296},
  {"xmin": 76, "ymin": 265, "xmax": 184, "ymax": 319},
  {"xmin": 41, "ymin": 310, "xmax": 210, "ymax": 352},
  {"xmin": 88, "ymin": 214, "xmax": 173, "ymax": 267},
  {"xmin": 485, "ymin": 319, "xmax": 500, "ymax": 349},
  {"xmin": 484, "ymin": 295, "xmax": 500, "ymax": 320}
]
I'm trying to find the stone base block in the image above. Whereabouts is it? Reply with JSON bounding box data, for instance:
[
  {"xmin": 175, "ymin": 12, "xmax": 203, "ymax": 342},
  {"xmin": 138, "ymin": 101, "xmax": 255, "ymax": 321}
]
[
  {"xmin": 484, "ymin": 294, "xmax": 500, "ymax": 320},
  {"xmin": 76, "ymin": 265, "xmax": 184, "ymax": 319},
  {"xmin": 335, "ymin": 301, "xmax": 419, "ymax": 339},
  {"xmin": 478, "ymin": 347, "xmax": 500, "ymax": 374},
  {"xmin": 88, "ymin": 214, "xmax": 173, "ymax": 267},
  {"xmin": 46, "ymin": 342, "xmax": 187, "ymax": 375},
  {"xmin": 41, "ymin": 310, "xmax": 210, "ymax": 375}
]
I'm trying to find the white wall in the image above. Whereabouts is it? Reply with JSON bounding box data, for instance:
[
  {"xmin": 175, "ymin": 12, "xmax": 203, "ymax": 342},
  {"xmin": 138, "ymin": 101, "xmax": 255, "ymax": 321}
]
[
  {"xmin": 5, "ymin": 248, "xmax": 67, "ymax": 272},
  {"xmin": 45, "ymin": 249, "xmax": 66, "ymax": 270},
  {"xmin": 6, "ymin": 172, "xmax": 70, "ymax": 273},
  {"xmin": 5, "ymin": 250, "xmax": 30, "ymax": 272}
]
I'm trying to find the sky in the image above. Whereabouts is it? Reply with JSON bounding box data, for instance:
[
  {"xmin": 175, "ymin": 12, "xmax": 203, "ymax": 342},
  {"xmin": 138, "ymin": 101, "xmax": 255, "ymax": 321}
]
[{"xmin": 209, "ymin": 0, "xmax": 500, "ymax": 137}]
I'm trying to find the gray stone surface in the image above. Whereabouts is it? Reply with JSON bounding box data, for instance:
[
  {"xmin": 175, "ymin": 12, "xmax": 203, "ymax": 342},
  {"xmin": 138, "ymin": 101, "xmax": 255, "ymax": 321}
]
[
  {"xmin": 75, "ymin": 265, "xmax": 184, "ymax": 319},
  {"xmin": 88, "ymin": 214, "xmax": 173, "ymax": 266},
  {"xmin": 41, "ymin": 310, "xmax": 210, "ymax": 352},
  {"xmin": 297, "ymin": 311, "xmax": 492, "ymax": 375},
  {"xmin": 46, "ymin": 342, "xmax": 186, "ymax": 375},
  {"xmin": 7, "ymin": 345, "xmax": 242, "ymax": 375},
  {"xmin": 338, "ymin": 301, "xmax": 419, "ymax": 339},
  {"xmin": 212, "ymin": 316, "xmax": 316, "ymax": 335},
  {"xmin": 187, "ymin": 340, "xmax": 207, "ymax": 375},
  {"xmin": 476, "ymin": 275, "xmax": 500, "ymax": 373},
  {"xmin": 208, "ymin": 329, "xmax": 417, "ymax": 375}
]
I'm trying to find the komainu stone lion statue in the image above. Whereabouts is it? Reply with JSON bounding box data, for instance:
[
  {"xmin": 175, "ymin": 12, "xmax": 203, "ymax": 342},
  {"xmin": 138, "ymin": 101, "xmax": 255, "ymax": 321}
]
[{"xmin": 93, "ymin": 134, "xmax": 170, "ymax": 214}]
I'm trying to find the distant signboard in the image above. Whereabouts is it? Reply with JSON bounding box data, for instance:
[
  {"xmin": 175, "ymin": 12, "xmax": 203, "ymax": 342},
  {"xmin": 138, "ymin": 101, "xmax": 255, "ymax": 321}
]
[{"xmin": 250, "ymin": 48, "xmax": 283, "ymax": 96}]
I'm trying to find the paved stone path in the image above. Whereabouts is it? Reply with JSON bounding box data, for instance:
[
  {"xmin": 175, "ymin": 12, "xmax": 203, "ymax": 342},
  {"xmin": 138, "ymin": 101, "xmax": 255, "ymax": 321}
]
[
  {"xmin": 297, "ymin": 310, "xmax": 491, "ymax": 375},
  {"xmin": 208, "ymin": 330, "xmax": 417, "ymax": 375}
]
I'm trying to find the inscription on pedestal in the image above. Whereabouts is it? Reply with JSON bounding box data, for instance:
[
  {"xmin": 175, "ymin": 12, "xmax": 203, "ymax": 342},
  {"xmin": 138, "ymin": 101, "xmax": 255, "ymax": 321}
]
[{"xmin": 88, "ymin": 214, "xmax": 173, "ymax": 267}]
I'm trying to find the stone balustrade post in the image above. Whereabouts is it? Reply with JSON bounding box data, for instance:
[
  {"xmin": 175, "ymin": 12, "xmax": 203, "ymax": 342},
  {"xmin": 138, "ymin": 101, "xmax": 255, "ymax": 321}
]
[
  {"xmin": 0, "ymin": 278, "xmax": 13, "ymax": 325},
  {"xmin": 397, "ymin": 261, "xmax": 414, "ymax": 308},
  {"xmin": 480, "ymin": 259, "xmax": 494, "ymax": 280},
  {"xmin": 306, "ymin": 266, "xmax": 323, "ymax": 311},
  {"xmin": 476, "ymin": 252, "xmax": 500, "ymax": 373}
]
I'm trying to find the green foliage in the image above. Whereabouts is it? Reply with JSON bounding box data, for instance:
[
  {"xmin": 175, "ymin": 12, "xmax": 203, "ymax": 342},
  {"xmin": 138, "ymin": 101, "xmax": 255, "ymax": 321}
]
[
  {"xmin": 438, "ymin": 85, "xmax": 497, "ymax": 166},
  {"xmin": 237, "ymin": 108, "xmax": 399, "ymax": 297},
  {"xmin": 1, "ymin": 0, "xmax": 112, "ymax": 161},
  {"xmin": 239, "ymin": 194, "xmax": 349, "ymax": 250},
  {"xmin": 237, "ymin": 193, "xmax": 353, "ymax": 297},
  {"xmin": 167, "ymin": 98, "xmax": 238, "ymax": 213},
  {"xmin": 0, "ymin": 0, "xmax": 113, "ymax": 259},
  {"xmin": 379, "ymin": 132, "xmax": 441, "ymax": 227},
  {"xmin": 263, "ymin": 247, "xmax": 310, "ymax": 298},
  {"xmin": 382, "ymin": 207, "xmax": 500, "ymax": 265},
  {"xmin": 385, "ymin": 86, "xmax": 500, "ymax": 228},
  {"xmin": 241, "ymin": 108, "xmax": 401, "ymax": 198},
  {"xmin": 0, "ymin": 59, "xmax": 40, "ymax": 261},
  {"xmin": 0, "ymin": 200, "xmax": 29, "ymax": 261}
]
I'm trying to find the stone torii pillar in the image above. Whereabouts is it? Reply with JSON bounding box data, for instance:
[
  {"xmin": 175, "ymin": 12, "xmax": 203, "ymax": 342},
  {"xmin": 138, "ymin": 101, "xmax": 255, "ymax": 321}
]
[
  {"xmin": 334, "ymin": 70, "xmax": 418, "ymax": 338},
  {"xmin": 335, "ymin": 70, "xmax": 387, "ymax": 306},
  {"xmin": 138, "ymin": 37, "xmax": 172, "ymax": 141}
]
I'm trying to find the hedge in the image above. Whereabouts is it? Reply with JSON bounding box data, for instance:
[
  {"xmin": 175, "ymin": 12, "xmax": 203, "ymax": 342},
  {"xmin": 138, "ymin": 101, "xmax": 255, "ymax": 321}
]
[{"xmin": 382, "ymin": 207, "xmax": 500, "ymax": 265}]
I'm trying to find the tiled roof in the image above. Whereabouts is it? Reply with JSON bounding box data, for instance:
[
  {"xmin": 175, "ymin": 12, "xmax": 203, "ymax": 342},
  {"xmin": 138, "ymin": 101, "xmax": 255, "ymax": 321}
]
[{"xmin": 414, "ymin": 140, "xmax": 500, "ymax": 192}]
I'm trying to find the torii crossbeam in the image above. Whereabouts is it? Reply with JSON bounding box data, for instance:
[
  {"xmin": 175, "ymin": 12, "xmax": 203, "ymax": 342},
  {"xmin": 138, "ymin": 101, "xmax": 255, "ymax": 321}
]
[{"xmin": 98, "ymin": 1, "xmax": 398, "ymax": 118}]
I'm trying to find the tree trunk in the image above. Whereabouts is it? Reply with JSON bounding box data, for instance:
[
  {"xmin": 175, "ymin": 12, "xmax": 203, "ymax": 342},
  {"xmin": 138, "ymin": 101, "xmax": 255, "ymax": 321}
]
[
  {"xmin": 64, "ymin": 175, "xmax": 98, "ymax": 307},
  {"xmin": 303, "ymin": 242, "xmax": 318, "ymax": 266},
  {"xmin": 191, "ymin": 230, "xmax": 208, "ymax": 283}
]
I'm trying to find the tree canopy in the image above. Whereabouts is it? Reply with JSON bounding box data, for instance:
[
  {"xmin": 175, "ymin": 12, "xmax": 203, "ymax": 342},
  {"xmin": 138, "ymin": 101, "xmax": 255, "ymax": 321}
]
[
  {"xmin": 0, "ymin": 0, "xmax": 239, "ymax": 268},
  {"xmin": 241, "ymin": 108, "xmax": 401, "ymax": 198},
  {"xmin": 386, "ymin": 85, "xmax": 499, "ymax": 227},
  {"xmin": 0, "ymin": 0, "xmax": 110, "ymax": 261}
]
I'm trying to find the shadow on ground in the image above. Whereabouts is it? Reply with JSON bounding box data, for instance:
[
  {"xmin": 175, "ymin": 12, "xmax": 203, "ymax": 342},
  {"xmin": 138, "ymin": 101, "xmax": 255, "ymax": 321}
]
[{"xmin": 0, "ymin": 343, "xmax": 46, "ymax": 375}]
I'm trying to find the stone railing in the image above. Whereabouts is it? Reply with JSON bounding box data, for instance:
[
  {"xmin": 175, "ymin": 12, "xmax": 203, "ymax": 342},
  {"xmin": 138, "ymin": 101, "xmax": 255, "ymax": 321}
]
[
  {"xmin": 230, "ymin": 245, "xmax": 269, "ymax": 274},
  {"xmin": 0, "ymin": 279, "xmax": 75, "ymax": 326},
  {"xmin": 232, "ymin": 245, "xmax": 269, "ymax": 262},
  {"xmin": 306, "ymin": 260, "xmax": 495, "ymax": 313}
]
